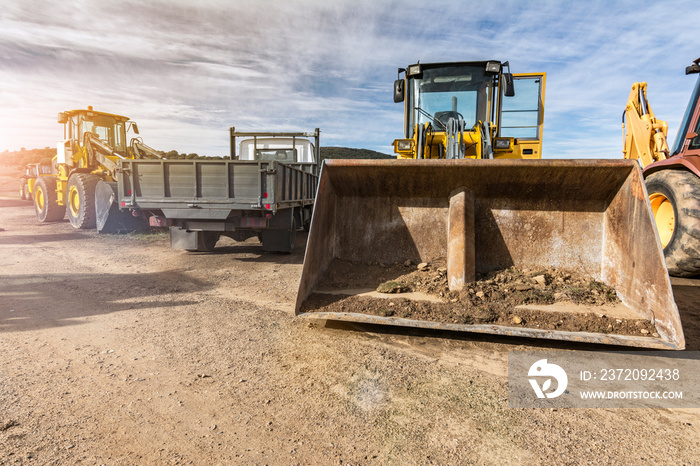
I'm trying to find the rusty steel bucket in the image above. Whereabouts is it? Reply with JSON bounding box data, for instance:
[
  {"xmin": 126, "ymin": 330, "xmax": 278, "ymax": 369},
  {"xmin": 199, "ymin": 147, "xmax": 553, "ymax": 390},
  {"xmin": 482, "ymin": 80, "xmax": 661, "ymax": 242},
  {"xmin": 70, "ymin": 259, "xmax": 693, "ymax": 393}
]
[{"xmin": 295, "ymin": 159, "xmax": 685, "ymax": 350}]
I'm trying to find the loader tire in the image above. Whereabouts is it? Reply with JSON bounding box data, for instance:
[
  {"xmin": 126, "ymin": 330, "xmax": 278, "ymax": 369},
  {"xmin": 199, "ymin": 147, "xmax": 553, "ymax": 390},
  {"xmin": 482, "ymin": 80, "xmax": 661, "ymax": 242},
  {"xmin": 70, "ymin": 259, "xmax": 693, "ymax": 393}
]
[
  {"xmin": 33, "ymin": 177, "xmax": 65, "ymax": 223},
  {"xmin": 645, "ymin": 169, "xmax": 700, "ymax": 277},
  {"xmin": 66, "ymin": 173, "xmax": 100, "ymax": 229}
]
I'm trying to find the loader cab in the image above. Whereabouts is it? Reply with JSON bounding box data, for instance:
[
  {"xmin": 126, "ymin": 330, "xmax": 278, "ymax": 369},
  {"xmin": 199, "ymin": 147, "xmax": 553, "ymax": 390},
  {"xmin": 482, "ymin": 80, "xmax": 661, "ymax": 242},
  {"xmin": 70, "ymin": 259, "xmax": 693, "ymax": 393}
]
[
  {"xmin": 393, "ymin": 61, "xmax": 545, "ymax": 160},
  {"xmin": 57, "ymin": 107, "xmax": 131, "ymax": 165},
  {"xmin": 25, "ymin": 164, "xmax": 37, "ymax": 178},
  {"xmin": 25, "ymin": 163, "xmax": 52, "ymax": 178},
  {"xmin": 670, "ymin": 63, "xmax": 700, "ymax": 157},
  {"xmin": 403, "ymin": 62, "xmax": 496, "ymax": 138}
]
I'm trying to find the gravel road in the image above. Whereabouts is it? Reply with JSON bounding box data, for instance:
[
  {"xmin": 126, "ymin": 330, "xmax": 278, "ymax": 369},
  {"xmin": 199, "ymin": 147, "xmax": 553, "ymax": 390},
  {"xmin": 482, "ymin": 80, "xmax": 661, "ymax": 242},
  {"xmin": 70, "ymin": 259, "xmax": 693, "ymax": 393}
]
[{"xmin": 1, "ymin": 169, "xmax": 698, "ymax": 465}]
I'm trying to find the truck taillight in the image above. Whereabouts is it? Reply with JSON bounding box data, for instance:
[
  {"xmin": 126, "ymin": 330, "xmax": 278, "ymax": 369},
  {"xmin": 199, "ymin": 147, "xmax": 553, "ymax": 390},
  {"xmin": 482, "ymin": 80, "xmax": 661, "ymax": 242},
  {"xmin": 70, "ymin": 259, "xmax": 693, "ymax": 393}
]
[
  {"xmin": 265, "ymin": 204, "xmax": 271, "ymax": 209},
  {"xmin": 128, "ymin": 189, "xmax": 132, "ymax": 195},
  {"xmin": 263, "ymin": 192, "xmax": 268, "ymax": 198},
  {"xmin": 120, "ymin": 201, "xmax": 126, "ymax": 207}
]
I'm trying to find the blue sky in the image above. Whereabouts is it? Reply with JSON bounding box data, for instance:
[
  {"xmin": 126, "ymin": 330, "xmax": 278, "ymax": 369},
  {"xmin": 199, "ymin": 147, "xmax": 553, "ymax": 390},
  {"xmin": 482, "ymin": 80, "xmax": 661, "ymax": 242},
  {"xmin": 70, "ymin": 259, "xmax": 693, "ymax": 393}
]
[{"xmin": 1, "ymin": 0, "xmax": 699, "ymax": 158}]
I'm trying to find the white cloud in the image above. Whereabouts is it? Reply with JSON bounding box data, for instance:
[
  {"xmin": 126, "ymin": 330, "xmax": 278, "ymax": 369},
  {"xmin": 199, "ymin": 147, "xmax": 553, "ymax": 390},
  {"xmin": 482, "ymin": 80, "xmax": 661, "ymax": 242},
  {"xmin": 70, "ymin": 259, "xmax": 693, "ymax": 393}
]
[{"xmin": 1, "ymin": 0, "xmax": 700, "ymax": 158}]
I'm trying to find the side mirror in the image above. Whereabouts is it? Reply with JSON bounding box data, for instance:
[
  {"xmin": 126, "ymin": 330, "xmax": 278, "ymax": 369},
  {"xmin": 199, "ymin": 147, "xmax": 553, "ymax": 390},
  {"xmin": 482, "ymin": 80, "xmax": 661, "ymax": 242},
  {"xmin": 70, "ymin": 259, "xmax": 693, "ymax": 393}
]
[
  {"xmin": 686, "ymin": 131, "xmax": 698, "ymax": 139},
  {"xmin": 58, "ymin": 112, "xmax": 68, "ymax": 124},
  {"xmin": 393, "ymin": 79, "xmax": 405, "ymax": 103},
  {"xmin": 503, "ymin": 73, "xmax": 515, "ymax": 97},
  {"xmin": 129, "ymin": 122, "xmax": 140, "ymax": 134}
]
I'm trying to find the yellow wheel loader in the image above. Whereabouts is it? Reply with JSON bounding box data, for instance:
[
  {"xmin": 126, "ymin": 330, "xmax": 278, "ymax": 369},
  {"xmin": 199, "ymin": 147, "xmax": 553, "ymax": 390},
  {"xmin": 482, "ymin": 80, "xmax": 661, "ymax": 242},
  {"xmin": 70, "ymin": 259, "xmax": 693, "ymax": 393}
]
[
  {"xmin": 296, "ymin": 60, "xmax": 684, "ymax": 349},
  {"xmin": 33, "ymin": 107, "xmax": 162, "ymax": 233},
  {"xmin": 19, "ymin": 162, "xmax": 51, "ymax": 201},
  {"xmin": 622, "ymin": 58, "xmax": 700, "ymax": 277}
]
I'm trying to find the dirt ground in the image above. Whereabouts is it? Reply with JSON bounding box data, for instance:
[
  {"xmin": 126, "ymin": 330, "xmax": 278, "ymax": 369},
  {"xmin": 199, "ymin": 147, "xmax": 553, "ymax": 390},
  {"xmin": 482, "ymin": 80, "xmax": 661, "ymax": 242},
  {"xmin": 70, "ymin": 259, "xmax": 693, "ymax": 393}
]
[{"xmin": 1, "ymin": 167, "xmax": 699, "ymax": 465}]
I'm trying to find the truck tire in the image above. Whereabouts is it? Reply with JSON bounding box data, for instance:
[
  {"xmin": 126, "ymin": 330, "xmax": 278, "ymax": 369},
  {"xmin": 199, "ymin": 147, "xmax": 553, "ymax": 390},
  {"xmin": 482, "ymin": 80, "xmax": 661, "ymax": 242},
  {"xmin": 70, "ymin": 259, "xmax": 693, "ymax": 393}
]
[
  {"xmin": 645, "ymin": 169, "xmax": 700, "ymax": 277},
  {"xmin": 196, "ymin": 231, "xmax": 220, "ymax": 252},
  {"xmin": 34, "ymin": 177, "xmax": 65, "ymax": 223},
  {"xmin": 66, "ymin": 173, "xmax": 100, "ymax": 229}
]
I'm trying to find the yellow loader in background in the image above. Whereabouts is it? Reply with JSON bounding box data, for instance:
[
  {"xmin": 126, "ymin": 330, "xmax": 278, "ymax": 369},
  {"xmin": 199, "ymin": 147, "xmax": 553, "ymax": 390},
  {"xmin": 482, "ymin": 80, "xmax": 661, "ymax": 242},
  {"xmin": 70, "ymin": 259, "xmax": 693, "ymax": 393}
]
[
  {"xmin": 33, "ymin": 107, "xmax": 163, "ymax": 233},
  {"xmin": 296, "ymin": 60, "xmax": 684, "ymax": 350},
  {"xmin": 19, "ymin": 162, "xmax": 52, "ymax": 200}
]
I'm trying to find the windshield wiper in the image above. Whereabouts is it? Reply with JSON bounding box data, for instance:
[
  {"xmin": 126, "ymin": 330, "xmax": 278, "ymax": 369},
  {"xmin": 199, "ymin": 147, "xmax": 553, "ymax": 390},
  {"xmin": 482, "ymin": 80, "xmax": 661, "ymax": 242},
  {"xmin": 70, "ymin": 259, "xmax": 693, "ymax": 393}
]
[{"xmin": 415, "ymin": 107, "xmax": 447, "ymax": 130}]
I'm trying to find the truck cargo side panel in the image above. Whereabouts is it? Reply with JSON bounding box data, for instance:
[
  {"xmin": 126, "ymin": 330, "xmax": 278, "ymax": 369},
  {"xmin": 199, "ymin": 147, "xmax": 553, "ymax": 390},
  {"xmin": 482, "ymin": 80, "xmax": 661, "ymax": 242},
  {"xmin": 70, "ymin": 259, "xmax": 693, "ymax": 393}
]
[
  {"xmin": 165, "ymin": 163, "xmax": 195, "ymax": 198},
  {"xmin": 132, "ymin": 162, "xmax": 165, "ymax": 198},
  {"xmin": 197, "ymin": 162, "xmax": 228, "ymax": 199},
  {"xmin": 118, "ymin": 159, "xmax": 317, "ymax": 215},
  {"xmin": 232, "ymin": 163, "xmax": 262, "ymax": 201}
]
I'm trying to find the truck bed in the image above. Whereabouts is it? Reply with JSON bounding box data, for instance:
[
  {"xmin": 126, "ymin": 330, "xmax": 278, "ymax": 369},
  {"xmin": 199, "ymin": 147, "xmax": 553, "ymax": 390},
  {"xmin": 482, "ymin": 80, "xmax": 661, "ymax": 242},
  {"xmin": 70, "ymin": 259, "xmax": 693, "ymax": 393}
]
[{"xmin": 117, "ymin": 159, "xmax": 317, "ymax": 218}]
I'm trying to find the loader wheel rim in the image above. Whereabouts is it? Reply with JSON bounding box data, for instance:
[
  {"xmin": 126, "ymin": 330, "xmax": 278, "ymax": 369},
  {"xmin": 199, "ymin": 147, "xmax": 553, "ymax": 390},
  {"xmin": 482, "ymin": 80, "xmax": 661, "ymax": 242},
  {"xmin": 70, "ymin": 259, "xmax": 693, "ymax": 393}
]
[
  {"xmin": 649, "ymin": 192, "xmax": 675, "ymax": 248},
  {"xmin": 36, "ymin": 188, "xmax": 45, "ymax": 211},
  {"xmin": 68, "ymin": 185, "xmax": 81, "ymax": 217}
]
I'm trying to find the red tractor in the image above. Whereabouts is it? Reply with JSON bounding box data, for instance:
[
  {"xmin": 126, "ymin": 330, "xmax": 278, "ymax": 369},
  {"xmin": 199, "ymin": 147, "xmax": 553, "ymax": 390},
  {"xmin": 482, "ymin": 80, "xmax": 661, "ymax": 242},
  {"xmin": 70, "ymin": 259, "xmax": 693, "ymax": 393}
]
[{"xmin": 623, "ymin": 58, "xmax": 700, "ymax": 277}]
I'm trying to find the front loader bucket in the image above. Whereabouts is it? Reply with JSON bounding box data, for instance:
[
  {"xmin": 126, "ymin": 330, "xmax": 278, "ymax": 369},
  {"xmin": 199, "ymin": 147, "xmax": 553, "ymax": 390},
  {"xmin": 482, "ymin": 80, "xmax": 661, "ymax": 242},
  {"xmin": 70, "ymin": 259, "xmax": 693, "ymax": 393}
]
[
  {"xmin": 296, "ymin": 159, "xmax": 685, "ymax": 350},
  {"xmin": 95, "ymin": 181, "xmax": 147, "ymax": 234}
]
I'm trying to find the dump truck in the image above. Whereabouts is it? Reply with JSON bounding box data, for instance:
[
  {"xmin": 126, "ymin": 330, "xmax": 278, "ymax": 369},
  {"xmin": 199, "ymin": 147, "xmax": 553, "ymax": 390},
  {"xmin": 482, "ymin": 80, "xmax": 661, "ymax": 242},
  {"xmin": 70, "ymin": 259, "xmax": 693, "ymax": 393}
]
[
  {"xmin": 296, "ymin": 60, "xmax": 684, "ymax": 350},
  {"xmin": 113, "ymin": 128, "xmax": 320, "ymax": 253},
  {"xmin": 33, "ymin": 107, "xmax": 162, "ymax": 232},
  {"xmin": 19, "ymin": 162, "xmax": 52, "ymax": 200},
  {"xmin": 622, "ymin": 58, "xmax": 700, "ymax": 277}
]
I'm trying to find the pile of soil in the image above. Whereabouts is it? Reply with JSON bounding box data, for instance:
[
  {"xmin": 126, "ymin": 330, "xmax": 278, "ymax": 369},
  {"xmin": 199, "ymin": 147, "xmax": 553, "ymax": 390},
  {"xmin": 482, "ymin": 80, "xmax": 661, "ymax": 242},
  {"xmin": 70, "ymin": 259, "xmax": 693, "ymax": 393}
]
[{"xmin": 303, "ymin": 260, "xmax": 657, "ymax": 336}]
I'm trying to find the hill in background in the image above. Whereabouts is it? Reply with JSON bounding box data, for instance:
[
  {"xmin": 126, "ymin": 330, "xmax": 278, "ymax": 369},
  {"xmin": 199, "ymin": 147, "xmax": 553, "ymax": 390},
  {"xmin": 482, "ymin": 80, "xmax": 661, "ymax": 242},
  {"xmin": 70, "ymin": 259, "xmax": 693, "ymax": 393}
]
[
  {"xmin": 320, "ymin": 147, "xmax": 394, "ymax": 161},
  {"xmin": 0, "ymin": 147, "xmax": 56, "ymax": 167}
]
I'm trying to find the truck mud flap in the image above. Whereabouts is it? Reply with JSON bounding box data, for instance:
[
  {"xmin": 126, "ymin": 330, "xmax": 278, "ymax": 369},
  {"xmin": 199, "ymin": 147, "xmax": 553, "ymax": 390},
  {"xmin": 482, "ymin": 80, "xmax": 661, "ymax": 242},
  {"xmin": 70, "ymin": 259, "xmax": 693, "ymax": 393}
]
[
  {"xmin": 95, "ymin": 181, "xmax": 147, "ymax": 234},
  {"xmin": 261, "ymin": 209, "xmax": 296, "ymax": 253},
  {"xmin": 295, "ymin": 159, "xmax": 685, "ymax": 350}
]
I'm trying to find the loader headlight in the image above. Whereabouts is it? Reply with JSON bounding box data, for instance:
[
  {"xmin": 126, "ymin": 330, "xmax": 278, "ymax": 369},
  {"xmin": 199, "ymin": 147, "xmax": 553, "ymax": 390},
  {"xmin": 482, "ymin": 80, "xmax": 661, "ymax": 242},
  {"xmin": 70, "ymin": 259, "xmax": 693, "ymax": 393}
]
[
  {"xmin": 485, "ymin": 61, "xmax": 501, "ymax": 73},
  {"xmin": 494, "ymin": 138, "xmax": 513, "ymax": 150},
  {"xmin": 393, "ymin": 139, "xmax": 413, "ymax": 153},
  {"xmin": 407, "ymin": 64, "xmax": 422, "ymax": 77}
]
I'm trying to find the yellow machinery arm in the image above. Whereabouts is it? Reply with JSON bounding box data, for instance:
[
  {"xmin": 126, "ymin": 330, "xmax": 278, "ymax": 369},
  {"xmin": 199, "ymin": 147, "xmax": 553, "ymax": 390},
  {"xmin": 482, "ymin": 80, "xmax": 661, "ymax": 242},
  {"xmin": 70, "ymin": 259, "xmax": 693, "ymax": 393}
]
[
  {"xmin": 622, "ymin": 82, "xmax": 670, "ymax": 168},
  {"xmin": 621, "ymin": 64, "xmax": 700, "ymax": 278}
]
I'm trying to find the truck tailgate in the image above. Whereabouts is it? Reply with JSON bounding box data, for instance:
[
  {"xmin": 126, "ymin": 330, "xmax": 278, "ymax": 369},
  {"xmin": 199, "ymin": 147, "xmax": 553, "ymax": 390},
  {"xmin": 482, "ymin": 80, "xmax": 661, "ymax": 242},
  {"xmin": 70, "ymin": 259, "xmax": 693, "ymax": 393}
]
[{"xmin": 117, "ymin": 159, "xmax": 317, "ymax": 216}]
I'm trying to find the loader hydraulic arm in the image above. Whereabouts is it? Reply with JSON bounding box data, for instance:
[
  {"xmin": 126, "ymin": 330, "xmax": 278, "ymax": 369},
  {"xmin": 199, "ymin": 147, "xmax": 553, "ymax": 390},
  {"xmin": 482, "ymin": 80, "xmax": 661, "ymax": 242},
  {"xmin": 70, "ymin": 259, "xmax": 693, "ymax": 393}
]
[
  {"xmin": 622, "ymin": 82, "xmax": 670, "ymax": 168},
  {"xmin": 84, "ymin": 133, "xmax": 123, "ymax": 173},
  {"xmin": 131, "ymin": 139, "xmax": 166, "ymax": 159}
]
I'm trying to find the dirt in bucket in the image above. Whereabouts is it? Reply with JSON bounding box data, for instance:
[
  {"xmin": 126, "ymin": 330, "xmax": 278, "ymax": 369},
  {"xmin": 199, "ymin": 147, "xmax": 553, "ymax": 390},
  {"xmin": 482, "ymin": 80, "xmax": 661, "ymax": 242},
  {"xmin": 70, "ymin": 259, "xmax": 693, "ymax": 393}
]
[{"xmin": 301, "ymin": 259, "xmax": 657, "ymax": 337}]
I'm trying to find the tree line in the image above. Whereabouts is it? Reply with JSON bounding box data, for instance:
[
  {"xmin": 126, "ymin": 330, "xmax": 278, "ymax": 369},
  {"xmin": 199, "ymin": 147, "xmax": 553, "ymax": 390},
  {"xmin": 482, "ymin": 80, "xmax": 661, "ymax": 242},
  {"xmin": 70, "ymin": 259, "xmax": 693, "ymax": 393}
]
[
  {"xmin": 1, "ymin": 145, "xmax": 393, "ymax": 168},
  {"xmin": 0, "ymin": 147, "xmax": 226, "ymax": 167}
]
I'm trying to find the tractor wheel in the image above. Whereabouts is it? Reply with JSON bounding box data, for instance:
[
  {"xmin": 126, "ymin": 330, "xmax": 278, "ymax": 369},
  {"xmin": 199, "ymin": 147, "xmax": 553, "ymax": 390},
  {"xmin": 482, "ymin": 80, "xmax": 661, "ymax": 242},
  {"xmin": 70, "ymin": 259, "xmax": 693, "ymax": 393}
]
[
  {"xmin": 24, "ymin": 184, "xmax": 32, "ymax": 201},
  {"xmin": 66, "ymin": 173, "xmax": 100, "ymax": 229},
  {"xmin": 33, "ymin": 177, "xmax": 65, "ymax": 223},
  {"xmin": 645, "ymin": 169, "xmax": 700, "ymax": 277}
]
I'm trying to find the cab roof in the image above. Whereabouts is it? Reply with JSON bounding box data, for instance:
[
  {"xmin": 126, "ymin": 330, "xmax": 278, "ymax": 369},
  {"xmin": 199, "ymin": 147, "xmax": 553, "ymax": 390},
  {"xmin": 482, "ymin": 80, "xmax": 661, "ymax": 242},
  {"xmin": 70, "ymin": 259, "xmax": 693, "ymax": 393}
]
[{"xmin": 63, "ymin": 108, "xmax": 130, "ymax": 121}]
